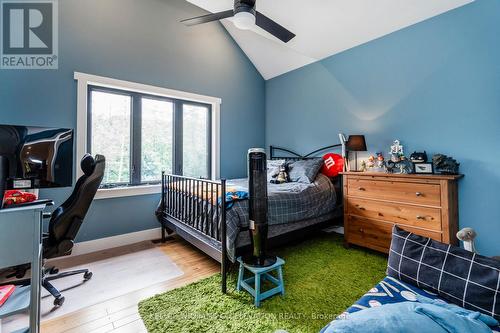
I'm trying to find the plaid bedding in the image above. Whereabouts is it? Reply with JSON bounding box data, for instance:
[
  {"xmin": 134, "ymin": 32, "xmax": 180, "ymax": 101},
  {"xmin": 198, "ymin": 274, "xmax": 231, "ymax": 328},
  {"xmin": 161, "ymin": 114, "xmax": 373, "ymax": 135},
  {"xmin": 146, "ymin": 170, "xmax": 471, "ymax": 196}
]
[
  {"xmin": 160, "ymin": 173, "xmax": 336, "ymax": 262},
  {"xmin": 224, "ymin": 173, "xmax": 336, "ymax": 261}
]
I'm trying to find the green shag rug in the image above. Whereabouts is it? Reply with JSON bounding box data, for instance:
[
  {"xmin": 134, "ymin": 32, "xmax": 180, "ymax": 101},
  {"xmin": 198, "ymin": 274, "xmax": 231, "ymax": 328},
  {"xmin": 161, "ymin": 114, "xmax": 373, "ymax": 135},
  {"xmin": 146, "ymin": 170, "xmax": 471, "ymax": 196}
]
[{"xmin": 138, "ymin": 234, "xmax": 387, "ymax": 333}]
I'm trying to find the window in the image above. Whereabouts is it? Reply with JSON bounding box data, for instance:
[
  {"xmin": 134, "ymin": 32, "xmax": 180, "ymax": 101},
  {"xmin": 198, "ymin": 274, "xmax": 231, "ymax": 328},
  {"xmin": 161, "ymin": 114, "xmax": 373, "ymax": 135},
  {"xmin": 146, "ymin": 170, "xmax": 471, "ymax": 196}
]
[
  {"xmin": 182, "ymin": 103, "xmax": 211, "ymax": 178},
  {"xmin": 75, "ymin": 72, "xmax": 220, "ymax": 198},
  {"xmin": 89, "ymin": 90, "xmax": 131, "ymax": 185},
  {"xmin": 141, "ymin": 97, "xmax": 174, "ymax": 181},
  {"xmin": 88, "ymin": 86, "xmax": 212, "ymax": 188}
]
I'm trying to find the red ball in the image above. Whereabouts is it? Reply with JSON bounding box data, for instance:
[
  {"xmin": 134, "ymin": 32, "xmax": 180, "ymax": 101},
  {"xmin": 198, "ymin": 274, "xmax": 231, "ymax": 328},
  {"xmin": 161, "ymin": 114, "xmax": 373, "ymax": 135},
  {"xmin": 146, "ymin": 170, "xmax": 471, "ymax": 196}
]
[{"xmin": 321, "ymin": 153, "xmax": 344, "ymax": 177}]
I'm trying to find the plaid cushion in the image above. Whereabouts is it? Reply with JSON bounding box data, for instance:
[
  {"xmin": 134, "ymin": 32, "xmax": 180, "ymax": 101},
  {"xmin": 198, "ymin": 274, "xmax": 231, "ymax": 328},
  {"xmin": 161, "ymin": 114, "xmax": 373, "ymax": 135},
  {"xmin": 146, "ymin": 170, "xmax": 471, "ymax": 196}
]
[
  {"xmin": 287, "ymin": 158, "xmax": 323, "ymax": 183},
  {"xmin": 388, "ymin": 225, "xmax": 500, "ymax": 320}
]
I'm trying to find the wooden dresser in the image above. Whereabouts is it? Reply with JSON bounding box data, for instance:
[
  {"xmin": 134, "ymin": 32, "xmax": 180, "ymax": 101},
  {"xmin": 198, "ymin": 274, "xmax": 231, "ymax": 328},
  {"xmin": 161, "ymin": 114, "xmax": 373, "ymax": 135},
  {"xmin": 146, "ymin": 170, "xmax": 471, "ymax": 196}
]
[{"xmin": 341, "ymin": 172, "xmax": 463, "ymax": 253}]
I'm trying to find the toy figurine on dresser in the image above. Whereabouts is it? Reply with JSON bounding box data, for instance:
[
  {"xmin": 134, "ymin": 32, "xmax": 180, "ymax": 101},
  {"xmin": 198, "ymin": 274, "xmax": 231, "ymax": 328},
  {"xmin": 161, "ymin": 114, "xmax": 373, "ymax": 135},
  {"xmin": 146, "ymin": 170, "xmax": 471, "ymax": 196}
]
[
  {"xmin": 366, "ymin": 155, "xmax": 375, "ymax": 169},
  {"xmin": 386, "ymin": 140, "xmax": 413, "ymax": 174},
  {"xmin": 374, "ymin": 153, "xmax": 386, "ymax": 172},
  {"xmin": 410, "ymin": 151, "xmax": 428, "ymax": 163},
  {"xmin": 359, "ymin": 160, "xmax": 367, "ymax": 172},
  {"xmin": 433, "ymin": 154, "xmax": 460, "ymax": 174},
  {"xmin": 397, "ymin": 156, "xmax": 413, "ymax": 174},
  {"xmin": 376, "ymin": 152, "xmax": 385, "ymax": 168},
  {"xmin": 362, "ymin": 153, "xmax": 386, "ymax": 172}
]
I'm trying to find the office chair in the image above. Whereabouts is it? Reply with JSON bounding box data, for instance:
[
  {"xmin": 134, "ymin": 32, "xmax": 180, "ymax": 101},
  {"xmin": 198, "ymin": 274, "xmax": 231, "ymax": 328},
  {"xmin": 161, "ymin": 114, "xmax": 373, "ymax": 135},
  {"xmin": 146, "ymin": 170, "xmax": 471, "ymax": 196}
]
[{"xmin": 12, "ymin": 154, "xmax": 105, "ymax": 306}]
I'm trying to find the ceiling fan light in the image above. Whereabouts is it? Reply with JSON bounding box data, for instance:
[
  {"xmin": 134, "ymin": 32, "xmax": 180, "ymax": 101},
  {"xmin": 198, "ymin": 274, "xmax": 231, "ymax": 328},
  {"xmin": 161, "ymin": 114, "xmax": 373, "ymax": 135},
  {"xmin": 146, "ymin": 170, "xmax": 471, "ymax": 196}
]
[{"xmin": 233, "ymin": 11, "xmax": 255, "ymax": 30}]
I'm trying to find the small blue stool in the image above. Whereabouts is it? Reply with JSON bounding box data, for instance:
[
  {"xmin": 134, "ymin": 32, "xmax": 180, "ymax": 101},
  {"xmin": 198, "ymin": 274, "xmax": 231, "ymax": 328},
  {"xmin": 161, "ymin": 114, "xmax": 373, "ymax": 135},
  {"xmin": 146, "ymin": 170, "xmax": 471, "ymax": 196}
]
[{"xmin": 236, "ymin": 256, "xmax": 285, "ymax": 307}]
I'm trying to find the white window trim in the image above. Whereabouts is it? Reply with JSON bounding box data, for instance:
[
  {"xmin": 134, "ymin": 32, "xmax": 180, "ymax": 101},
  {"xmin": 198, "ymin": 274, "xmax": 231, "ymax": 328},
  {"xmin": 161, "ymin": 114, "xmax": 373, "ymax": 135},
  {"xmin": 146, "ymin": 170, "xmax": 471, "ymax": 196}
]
[{"xmin": 74, "ymin": 72, "xmax": 221, "ymax": 200}]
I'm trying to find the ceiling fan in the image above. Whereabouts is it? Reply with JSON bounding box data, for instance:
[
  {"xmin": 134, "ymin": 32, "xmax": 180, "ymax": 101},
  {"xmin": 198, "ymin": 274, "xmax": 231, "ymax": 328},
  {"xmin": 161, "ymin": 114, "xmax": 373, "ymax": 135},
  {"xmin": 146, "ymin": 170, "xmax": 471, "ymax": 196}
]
[{"xmin": 181, "ymin": 0, "xmax": 296, "ymax": 43}]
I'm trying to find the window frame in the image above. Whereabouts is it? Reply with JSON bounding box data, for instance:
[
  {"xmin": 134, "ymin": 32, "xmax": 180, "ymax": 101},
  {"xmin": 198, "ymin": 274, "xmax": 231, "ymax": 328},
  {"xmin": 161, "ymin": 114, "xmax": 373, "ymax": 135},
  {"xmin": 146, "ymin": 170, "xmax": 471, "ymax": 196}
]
[{"xmin": 75, "ymin": 72, "xmax": 221, "ymax": 199}]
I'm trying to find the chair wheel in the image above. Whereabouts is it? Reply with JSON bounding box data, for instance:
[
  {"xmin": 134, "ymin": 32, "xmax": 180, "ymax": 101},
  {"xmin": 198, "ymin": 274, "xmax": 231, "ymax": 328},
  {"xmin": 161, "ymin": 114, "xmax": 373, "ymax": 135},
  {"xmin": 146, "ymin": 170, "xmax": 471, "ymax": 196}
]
[
  {"xmin": 83, "ymin": 272, "xmax": 93, "ymax": 281},
  {"xmin": 49, "ymin": 267, "xmax": 59, "ymax": 275},
  {"xmin": 54, "ymin": 296, "xmax": 65, "ymax": 307}
]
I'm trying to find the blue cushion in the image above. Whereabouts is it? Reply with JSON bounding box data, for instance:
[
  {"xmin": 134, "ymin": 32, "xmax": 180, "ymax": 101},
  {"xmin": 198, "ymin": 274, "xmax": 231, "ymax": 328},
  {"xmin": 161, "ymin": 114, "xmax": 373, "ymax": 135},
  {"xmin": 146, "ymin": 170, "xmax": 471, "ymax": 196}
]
[{"xmin": 287, "ymin": 158, "xmax": 323, "ymax": 183}]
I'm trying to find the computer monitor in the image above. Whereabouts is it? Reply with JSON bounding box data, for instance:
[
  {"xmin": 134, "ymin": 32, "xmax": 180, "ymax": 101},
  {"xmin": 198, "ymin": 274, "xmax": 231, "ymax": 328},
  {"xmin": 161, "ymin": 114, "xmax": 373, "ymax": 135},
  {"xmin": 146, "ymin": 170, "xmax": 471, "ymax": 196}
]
[{"xmin": 0, "ymin": 124, "xmax": 74, "ymax": 189}]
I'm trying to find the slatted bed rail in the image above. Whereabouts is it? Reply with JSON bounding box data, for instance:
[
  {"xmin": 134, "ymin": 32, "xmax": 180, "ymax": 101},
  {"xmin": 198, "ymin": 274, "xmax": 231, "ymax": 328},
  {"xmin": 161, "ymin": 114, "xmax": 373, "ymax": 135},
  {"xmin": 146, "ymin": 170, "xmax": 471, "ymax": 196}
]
[{"xmin": 160, "ymin": 172, "xmax": 228, "ymax": 293}]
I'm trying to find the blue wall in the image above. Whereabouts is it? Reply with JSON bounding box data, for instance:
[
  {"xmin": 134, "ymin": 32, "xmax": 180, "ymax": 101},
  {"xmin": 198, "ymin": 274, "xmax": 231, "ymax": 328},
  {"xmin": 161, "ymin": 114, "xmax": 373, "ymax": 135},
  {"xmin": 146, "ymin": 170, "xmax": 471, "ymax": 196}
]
[
  {"xmin": 0, "ymin": 0, "xmax": 265, "ymax": 242},
  {"xmin": 266, "ymin": 0, "xmax": 500, "ymax": 256}
]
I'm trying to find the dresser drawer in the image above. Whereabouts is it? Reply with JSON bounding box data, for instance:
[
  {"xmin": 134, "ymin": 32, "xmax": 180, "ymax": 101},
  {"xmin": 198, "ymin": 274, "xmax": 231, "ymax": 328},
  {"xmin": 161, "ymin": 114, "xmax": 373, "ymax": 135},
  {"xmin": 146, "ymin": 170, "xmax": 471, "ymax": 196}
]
[
  {"xmin": 346, "ymin": 216, "xmax": 442, "ymax": 253},
  {"xmin": 347, "ymin": 179, "xmax": 441, "ymax": 206},
  {"xmin": 347, "ymin": 198, "xmax": 442, "ymax": 231}
]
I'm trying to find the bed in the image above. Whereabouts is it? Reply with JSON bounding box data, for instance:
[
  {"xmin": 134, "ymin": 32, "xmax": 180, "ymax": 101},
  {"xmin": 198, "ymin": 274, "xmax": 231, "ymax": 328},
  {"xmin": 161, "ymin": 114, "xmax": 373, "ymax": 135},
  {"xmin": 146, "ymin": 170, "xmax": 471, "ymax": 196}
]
[{"xmin": 155, "ymin": 145, "xmax": 344, "ymax": 293}]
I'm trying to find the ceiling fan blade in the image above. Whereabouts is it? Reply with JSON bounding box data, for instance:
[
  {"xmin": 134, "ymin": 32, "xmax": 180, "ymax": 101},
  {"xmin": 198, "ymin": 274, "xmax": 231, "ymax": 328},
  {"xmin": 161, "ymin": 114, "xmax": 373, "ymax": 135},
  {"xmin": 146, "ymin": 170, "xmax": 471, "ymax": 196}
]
[
  {"xmin": 255, "ymin": 11, "xmax": 295, "ymax": 43},
  {"xmin": 181, "ymin": 10, "xmax": 234, "ymax": 26}
]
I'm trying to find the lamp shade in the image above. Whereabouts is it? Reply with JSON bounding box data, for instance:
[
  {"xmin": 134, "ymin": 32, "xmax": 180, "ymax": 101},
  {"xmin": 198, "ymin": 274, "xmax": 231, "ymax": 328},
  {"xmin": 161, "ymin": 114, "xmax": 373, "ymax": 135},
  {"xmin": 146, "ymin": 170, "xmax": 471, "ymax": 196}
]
[{"xmin": 346, "ymin": 135, "xmax": 367, "ymax": 152}]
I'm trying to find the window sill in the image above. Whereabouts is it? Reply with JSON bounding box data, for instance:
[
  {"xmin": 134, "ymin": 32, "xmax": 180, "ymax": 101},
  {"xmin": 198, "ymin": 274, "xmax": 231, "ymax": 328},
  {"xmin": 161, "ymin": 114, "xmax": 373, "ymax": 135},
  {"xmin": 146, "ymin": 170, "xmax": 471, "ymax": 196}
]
[{"xmin": 95, "ymin": 184, "xmax": 161, "ymax": 200}]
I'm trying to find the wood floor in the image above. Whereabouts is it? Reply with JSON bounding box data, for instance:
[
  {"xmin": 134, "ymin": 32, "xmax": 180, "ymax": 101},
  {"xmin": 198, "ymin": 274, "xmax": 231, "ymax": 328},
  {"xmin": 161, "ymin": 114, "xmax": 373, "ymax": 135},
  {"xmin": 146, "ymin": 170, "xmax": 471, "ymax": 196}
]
[{"xmin": 40, "ymin": 237, "xmax": 219, "ymax": 333}]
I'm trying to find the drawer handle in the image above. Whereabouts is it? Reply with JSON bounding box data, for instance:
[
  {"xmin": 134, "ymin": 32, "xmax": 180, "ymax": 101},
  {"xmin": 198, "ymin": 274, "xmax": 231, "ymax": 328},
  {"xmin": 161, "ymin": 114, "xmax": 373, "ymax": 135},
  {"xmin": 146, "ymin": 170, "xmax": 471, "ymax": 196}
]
[
  {"xmin": 357, "ymin": 206, "xmax": 366, "ymax": 211},
  {"xmin": 416, "ymin": 192, "xmax": 422, "ymax": 197},
  {"xmin": 416, "ymin": 215, "xmax": 426, "ymax": 220},
  {"xmin": 358, "ymin": 187, "xmax": 366, "ymax": 191}
]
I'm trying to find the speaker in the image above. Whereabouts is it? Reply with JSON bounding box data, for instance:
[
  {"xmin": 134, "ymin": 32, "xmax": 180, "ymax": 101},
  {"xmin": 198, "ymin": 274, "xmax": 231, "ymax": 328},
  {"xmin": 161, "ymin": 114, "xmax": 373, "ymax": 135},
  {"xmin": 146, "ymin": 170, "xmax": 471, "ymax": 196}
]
[
  {"xmin": 0, "ymin": 155, "xmax": 8, "ymax": 209},
  {"xmin": 243, "ymin": 148, "xmax": 277, "ymax": 267}
]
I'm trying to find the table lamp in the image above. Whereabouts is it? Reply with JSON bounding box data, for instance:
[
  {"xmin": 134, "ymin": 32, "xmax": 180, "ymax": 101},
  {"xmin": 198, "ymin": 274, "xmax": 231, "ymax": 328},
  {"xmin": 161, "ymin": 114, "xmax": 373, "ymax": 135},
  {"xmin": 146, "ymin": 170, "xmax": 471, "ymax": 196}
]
[{"xmin": 346, "ymin": 135, "xmax": 367, "ymax": 171}]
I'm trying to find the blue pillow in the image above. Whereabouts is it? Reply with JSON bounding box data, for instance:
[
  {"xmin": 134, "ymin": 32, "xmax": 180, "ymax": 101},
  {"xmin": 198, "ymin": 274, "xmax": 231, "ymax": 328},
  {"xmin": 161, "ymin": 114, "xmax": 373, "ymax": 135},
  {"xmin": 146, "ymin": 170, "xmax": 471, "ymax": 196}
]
[{"xmin": 287, "ymin": 158, "xmax": 323, "ymax": 183}]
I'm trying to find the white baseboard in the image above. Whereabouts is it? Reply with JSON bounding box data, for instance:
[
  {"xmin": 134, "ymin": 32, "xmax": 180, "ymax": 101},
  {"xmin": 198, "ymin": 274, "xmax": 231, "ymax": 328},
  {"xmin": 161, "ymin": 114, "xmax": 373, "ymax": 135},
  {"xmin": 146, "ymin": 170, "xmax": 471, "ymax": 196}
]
[{"xmin": 68, "ymin": 227, "xmax": 163, "ymax": 257}]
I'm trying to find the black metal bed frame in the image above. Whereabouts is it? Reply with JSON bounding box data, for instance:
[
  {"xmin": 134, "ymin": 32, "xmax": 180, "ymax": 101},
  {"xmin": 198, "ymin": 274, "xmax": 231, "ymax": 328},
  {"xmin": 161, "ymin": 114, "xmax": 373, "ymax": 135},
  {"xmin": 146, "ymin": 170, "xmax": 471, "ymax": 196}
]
[{"xmin": 158, "ymin": 144, "xmax": 342, "ymax": 293}]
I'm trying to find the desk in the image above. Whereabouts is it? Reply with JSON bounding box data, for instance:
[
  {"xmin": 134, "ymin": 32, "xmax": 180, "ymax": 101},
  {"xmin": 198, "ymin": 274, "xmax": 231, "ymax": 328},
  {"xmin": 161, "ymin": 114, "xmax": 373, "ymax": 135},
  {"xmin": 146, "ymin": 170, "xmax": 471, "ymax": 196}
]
[{"xmin": 0, "ymin": 204, "xmax": 48, "ymax": 333}]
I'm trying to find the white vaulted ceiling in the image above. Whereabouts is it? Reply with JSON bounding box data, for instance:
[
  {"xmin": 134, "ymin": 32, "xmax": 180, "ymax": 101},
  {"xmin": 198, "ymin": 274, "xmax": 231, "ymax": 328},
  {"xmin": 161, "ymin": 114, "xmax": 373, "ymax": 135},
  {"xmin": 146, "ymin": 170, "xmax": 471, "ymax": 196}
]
[{"xmin": 185, "ymin": 0, "xmax": 473, "ymax": 79}]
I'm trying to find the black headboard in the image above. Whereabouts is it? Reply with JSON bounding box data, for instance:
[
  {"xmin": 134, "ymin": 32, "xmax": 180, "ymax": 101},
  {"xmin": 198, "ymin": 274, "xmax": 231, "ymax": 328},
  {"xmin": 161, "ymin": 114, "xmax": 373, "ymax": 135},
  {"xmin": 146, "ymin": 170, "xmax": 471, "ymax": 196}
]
[{"xmin": 269, "ymin": 144, "xmax": 343, "ymax": 161}]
